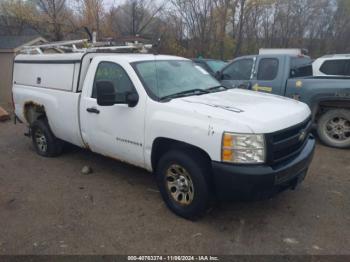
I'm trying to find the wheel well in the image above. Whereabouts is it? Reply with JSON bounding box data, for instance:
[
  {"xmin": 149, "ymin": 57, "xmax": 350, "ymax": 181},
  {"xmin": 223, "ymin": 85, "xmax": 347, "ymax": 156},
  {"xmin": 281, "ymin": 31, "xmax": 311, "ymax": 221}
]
[
  {"xmin": 23, "ymin": 101, "xmax": 47, "ymax": 125},
  {"xmin": 314, "ymin": 100, "xmax": 350, "ymax": 122},
  {"xmin": 151, "ymin": 138, "xmax": 212, "ymax": 171}
]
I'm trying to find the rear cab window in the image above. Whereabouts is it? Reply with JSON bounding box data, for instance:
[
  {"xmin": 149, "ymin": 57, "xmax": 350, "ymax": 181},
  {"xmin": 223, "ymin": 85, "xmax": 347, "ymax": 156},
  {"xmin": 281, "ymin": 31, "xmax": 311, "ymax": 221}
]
[{"xmin": 290, "ymin": 57, "xmax": 313, "ymax": 78}]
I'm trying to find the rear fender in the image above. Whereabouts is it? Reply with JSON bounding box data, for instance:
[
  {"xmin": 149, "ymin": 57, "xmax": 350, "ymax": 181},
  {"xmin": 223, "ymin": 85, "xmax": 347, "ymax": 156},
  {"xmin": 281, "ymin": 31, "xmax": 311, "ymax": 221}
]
[{"xmin": 311, "ymin": 97, "xmax": 350, "ymax": 121}]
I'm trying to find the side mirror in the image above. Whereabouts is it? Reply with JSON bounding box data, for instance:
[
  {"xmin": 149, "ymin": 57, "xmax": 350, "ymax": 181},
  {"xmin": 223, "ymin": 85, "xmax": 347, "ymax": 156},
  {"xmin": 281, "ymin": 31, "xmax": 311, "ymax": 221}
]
[
  {"xmin": 96, "ymin": 81, "xmax": 116, "ymax": 106},
  {"xmin": 126, "ymin": 92, "xmax": 139, "ymax": 107}
]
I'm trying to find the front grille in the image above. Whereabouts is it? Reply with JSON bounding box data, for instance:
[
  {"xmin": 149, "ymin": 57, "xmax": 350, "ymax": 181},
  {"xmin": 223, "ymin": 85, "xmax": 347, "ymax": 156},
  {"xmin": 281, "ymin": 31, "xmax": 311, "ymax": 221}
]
[{"xmin": 266, "ymin": 117, "xmax": 312, "ymax": 165}]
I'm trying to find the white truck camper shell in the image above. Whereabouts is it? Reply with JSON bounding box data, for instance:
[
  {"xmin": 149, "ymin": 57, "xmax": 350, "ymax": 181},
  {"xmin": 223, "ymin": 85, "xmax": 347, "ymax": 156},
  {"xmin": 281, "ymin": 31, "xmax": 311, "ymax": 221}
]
[
  {"xmin": 14, "ymin": 53, "xmax": 83, "ymax": 92},
  {"xmin": 15, "ymin": 40, "xmax": 154, "ymax": 92}
]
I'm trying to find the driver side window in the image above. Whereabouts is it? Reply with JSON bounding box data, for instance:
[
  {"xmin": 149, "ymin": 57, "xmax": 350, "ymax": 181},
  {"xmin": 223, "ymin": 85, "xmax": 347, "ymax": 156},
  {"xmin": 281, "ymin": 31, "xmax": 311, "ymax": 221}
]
[
  {"xmin": 92, "ymin": 62, "xmax": 135, "ymax": 102},
  {"xmin": 222, "ymin": 59, "xmax": 254, "ymax": 80}
]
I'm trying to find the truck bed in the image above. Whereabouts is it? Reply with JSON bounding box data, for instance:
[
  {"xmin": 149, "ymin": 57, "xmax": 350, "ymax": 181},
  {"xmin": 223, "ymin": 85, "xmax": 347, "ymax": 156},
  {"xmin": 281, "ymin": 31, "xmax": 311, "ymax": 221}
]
[
  {"xmin": 13, "ymin": 54, "xmax": 86, "ymax": 148},
  {"xmin": 286, "ymin": 77, "xmax": 350, "ymax": 107}
]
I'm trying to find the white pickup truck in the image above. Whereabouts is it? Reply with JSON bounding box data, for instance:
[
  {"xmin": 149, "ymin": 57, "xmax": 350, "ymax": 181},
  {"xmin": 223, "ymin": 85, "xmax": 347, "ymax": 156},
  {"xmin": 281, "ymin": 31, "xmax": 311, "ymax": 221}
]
[{"xmin": 12, "ymin": 52, "xmax": 315, "ymax": 219}]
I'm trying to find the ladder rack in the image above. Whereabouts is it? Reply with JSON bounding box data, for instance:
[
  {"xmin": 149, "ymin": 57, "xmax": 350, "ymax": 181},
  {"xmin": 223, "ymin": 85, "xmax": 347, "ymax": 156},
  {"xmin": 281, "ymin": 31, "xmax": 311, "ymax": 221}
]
[{"xmin": 21, "ymin": 39, "xmax": 153, "ymax": 54}]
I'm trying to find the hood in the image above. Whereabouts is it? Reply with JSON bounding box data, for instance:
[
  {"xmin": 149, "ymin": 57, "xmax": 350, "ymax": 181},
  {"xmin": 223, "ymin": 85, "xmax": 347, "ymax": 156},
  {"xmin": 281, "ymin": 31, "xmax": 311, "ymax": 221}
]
[{"xmin": 170, "ymin": 89, "xmax": 311, "ymax": 134}]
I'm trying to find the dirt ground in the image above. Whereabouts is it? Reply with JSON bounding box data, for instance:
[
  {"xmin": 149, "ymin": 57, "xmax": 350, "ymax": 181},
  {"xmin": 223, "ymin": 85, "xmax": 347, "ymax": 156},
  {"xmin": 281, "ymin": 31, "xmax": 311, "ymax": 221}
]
[{"xmin": 0, "ymin": 120, "xmax": 349, "ymax": 255}]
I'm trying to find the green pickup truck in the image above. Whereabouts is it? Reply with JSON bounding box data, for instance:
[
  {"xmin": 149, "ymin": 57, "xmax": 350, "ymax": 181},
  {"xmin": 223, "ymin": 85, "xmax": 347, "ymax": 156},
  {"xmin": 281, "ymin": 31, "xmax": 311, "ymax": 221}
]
[{"xmin": 216, "ymin": 54, "xmax": 350, "ymax": 148}]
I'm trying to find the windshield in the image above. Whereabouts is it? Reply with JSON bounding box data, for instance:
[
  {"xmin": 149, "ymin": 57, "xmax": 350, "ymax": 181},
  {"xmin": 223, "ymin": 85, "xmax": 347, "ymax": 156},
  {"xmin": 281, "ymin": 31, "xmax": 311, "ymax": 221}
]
[
  {"xmin": 133, "ymin": 60, "xmax": 221, "ymax": 100},
  {"xmin": 206, "ymin": 60, "xmax": 227, "ymax": 72}
]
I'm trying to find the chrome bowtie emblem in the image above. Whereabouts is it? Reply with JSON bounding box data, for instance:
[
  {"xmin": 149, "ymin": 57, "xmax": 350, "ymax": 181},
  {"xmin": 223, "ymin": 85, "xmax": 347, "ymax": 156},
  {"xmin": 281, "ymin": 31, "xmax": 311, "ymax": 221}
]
[{"xmin": 299, "ymin": 130, "xmax": 307, "ymax": 141}]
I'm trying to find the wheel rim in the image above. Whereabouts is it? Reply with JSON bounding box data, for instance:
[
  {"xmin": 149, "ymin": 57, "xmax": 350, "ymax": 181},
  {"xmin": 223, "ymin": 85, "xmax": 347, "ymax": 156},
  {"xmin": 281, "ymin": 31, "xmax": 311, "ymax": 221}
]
[
  {"xmin": 325, "ymin": 116, "xmax": 350, "ymax": 142},
  {"xmin": 165, "ymin": 164, "xmax": 194, "ymax": 206},
  {"xmin": 34, "ymin": 129, "xmax": 48, "ymax": 153}
]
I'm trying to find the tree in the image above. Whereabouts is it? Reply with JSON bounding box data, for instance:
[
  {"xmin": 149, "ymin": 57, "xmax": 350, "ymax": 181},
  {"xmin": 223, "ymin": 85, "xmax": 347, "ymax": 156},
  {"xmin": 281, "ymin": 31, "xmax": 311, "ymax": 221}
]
[
  {"xmin": 170, "ymin": 0, "xmax": 216, "ymax": 56},
  {"xmin": 1, "ymin": 0, "xmax": 350, "ymax": 59},
  {"xmin": 78, "ymin": 0, "xmax": 105, "ymax": 37},
  {"xmin": 213, "ymin": 0, "xmax": 232, "ymax": 59},
  {"xmin": 0, "ymin": 0, "xmax": 37, "ymax": 35},
  {"xmin": 107, "ymin": 0, "xmax": 164, "ymax": 37},
  {"xmin": 36, "ymin": 0, "xmax": 68, "ymax": 40}
]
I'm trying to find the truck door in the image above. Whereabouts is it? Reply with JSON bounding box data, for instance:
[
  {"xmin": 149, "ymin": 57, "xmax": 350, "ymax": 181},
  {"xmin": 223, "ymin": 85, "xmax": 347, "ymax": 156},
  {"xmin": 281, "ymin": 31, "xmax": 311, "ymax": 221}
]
[
  {"xmin": 79, "ymin": 58, "xmax": 145, "ymax": 168},
  {"xmin": 250, "ymin": 56, "xmax": 284, "ymax": 95},
  {"xmin": 220, "ymin": 57, "xmax": 255, "ymax": 90}
]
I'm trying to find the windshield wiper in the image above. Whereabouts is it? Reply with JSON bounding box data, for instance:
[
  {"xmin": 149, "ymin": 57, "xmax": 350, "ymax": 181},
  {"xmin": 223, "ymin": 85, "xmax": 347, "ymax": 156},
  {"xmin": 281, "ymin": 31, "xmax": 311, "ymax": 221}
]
[
  {"xmin": 160, "ymin": 89, "xmax": 210, "ymax": 101},
  {"xmin": 206, "ymin": 85, "xmax": 228, "ymax": 92}
]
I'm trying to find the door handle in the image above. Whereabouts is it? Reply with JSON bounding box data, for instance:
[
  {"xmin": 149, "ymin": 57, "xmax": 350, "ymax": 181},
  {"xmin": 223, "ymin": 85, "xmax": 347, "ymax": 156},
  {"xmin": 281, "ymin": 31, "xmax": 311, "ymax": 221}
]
[{"xmin": 86, "ymin": 107, "xmax": 100, "ymax": 114}]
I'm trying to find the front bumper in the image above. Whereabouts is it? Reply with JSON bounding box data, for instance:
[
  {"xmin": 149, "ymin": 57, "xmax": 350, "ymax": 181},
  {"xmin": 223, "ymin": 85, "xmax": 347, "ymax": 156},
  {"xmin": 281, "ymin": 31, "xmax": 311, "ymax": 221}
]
[{"xmin": 212, "ymin": 136, "xmax": 316, "ymax": 200}]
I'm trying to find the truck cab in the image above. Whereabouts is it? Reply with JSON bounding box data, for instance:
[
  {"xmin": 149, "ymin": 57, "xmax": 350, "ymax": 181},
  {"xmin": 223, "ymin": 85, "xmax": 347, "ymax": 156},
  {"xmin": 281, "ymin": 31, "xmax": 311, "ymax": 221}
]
[
  {"xmin": 219, "ymin": 54, "xmax": 312, "ymax": 95},
  {"xmin": 218, "ymin": 51, "xmax": 350, "ymax": 149}
]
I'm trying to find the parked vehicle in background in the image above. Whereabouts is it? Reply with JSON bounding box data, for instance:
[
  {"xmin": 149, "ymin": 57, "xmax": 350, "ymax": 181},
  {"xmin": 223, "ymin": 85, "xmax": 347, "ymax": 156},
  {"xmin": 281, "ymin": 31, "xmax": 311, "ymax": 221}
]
[
  {"xmin": 12, "ymin": 45, "xmax": 315, "ymax": 219},
  {"xmin": 259, "ymin": 48, "xmax": 308, "ymax": 56},
  {"xmin": 192, "ymin": 58, "xmax": 227, "ymax": 76},
  {"xmin": 217, "ymin": 51, "xmax": 350, "ymax": 148},
  {"xmin": 313, "ymin": 54, "xmax": 350, "ymax": 77}
]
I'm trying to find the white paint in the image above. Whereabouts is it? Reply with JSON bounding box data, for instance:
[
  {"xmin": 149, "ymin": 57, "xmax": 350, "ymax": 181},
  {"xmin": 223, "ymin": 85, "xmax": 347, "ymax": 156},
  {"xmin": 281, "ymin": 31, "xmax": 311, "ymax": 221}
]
[
  {"xmin": 14, "ymin": 63, "xmax": 78, "ymax": 91},
  {"xmin": 313, "ymin": 54, "xmax": 350, "ymax": 77},
  {"xmin": 13, "ymin": 53, "xmax": 311, "ymax": 172}
]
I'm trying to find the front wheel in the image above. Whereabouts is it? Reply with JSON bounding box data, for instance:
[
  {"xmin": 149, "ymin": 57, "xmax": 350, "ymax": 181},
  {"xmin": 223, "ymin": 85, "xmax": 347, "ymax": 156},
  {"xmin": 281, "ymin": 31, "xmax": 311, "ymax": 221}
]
[
  {"xmin": 317, "ymin": 109, "xmax": 350, "ymax": 148},
  {"xmin": 156, "ymin": 150, "xmax": 211, "ymax": 220}
]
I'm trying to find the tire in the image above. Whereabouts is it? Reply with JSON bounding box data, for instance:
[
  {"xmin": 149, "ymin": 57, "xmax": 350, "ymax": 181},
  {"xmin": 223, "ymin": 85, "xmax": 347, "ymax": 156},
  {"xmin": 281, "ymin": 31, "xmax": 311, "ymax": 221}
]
[
  {"xmin": 317, "ymin": 109, "xmax": 350, "ymax": 148},
  {"xmin": 156, "ymin": 150, "xmax": 211, "ymax": 220},
  {"xmin": 31, "ymin": 119, "xmax": 64, "ymax": 157}
]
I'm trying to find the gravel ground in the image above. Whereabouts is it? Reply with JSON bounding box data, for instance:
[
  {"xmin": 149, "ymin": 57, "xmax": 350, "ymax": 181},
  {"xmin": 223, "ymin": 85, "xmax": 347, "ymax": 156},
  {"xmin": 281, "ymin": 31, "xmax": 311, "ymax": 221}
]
[{"xmin": 0, "ymin": 120, "xmax": 349, "ymax": 255}]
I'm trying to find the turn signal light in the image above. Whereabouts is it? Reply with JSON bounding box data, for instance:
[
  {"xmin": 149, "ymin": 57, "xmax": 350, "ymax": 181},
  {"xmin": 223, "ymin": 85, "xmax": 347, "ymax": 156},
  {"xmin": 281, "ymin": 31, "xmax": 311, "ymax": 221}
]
[
  {"xmin": 222, "ymin": 149, "xmax": 233, "ymax": 162},
  {"xmin": 223, "ymin": 133, "xmax": 233, "ymax": 148}
]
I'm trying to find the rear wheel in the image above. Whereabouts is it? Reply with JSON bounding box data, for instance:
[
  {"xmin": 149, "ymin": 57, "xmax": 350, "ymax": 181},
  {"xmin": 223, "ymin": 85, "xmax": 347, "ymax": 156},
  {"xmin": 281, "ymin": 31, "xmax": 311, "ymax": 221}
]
[
  {"xmin": 317, "ymin": 109, "xmax": 350, "ymax": 148},
  {"xmin": 156, "ymin": 150, "xmax": 211, "ymax": 220},
  {"xmin": 31, "ymin": 119, "xmax": 64, "ymax": 157}
]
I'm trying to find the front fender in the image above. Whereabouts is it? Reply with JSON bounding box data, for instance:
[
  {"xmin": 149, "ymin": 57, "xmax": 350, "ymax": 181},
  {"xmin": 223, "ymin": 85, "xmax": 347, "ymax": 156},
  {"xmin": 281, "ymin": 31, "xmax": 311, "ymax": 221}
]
[{"xmin": 144, "ymin": 109, "xmax": 224, "ymax": 171}]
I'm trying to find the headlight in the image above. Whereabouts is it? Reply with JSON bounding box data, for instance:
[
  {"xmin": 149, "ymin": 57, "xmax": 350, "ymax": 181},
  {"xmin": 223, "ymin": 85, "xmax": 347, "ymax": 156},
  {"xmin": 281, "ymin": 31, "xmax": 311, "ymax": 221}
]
[{"xmin": 222, "ymin": 133, "xmax": 266, "ymax": 164}]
